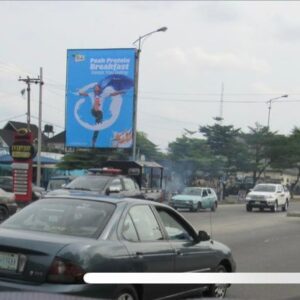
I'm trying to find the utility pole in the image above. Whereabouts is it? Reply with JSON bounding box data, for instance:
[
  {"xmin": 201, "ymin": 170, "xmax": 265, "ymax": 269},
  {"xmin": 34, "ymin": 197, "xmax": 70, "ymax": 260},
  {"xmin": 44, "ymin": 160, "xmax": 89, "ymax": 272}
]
[
  {"xmin": 18, "ymin": 75, "xmax": 41, "ymax": 130},
  {"xmin": 132, "ymin": 26, "xmax": 168, "ymax": 161},
  {"xmin": 18, "ymin": 72, "xmax": 44, "ymax": 186},
  {"xmin": 219, "ymin": 82, "xmax": 224, "ymax": 122},
  {"xmin": 37, "ymin": 68, "xmax": 44, "ymax": 187}
]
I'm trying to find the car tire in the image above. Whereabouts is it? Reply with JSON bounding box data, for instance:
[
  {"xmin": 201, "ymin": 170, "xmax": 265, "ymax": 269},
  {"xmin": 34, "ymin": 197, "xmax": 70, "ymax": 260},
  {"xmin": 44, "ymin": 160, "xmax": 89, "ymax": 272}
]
[
  {"xmin": 0, "ymin": 205, "xmax": 9, "ymax": 222},
  {"xmin": 246, "ymin": 205, "xmax": 252, "ymax": 212},
  {"xmin": 271, "ymin": 201, "xmax": 278, "ymax": 212},
  {"xmin": 114, "ymin": 285, "xmax": 139, "ymax": 300},
  {"xmin": 211, "ymin": 202, "xmax": 217, "ymax": 212},
  {"xmin": 197, "ymin": 202, "xmax": 202, "ymax": 212},
  {"xmin": 259, "ymin": 207, "xmax": 264, "ymax": 212},
  {"xmin": 282, "ymin": 200, "xmax": 288, "ymax": 212},
  {"xmin": 203, "ymin": 264, "xmax": 227, "ymax": 298}
]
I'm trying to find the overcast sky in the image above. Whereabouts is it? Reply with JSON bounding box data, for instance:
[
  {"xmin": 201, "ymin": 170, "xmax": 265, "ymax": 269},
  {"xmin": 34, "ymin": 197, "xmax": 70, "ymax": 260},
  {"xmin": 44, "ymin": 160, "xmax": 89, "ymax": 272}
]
[{"xmin": 1, "ymin": 1, "xmax": 300, "ymax": 151}]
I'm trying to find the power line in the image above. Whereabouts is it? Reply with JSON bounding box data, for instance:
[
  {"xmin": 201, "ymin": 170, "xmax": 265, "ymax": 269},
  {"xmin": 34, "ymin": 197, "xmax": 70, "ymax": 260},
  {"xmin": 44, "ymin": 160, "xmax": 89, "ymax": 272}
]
[{"xmin": 0, "ymin": 113, "xmax": 26, "ymax": 124}]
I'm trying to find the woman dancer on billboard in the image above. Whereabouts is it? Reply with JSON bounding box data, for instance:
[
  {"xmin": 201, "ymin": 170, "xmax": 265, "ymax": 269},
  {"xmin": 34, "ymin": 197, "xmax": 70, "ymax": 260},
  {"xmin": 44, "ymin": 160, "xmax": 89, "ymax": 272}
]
[{"xmin": 78, "ymin": 74, "xmax": 134, "ymax": 147}]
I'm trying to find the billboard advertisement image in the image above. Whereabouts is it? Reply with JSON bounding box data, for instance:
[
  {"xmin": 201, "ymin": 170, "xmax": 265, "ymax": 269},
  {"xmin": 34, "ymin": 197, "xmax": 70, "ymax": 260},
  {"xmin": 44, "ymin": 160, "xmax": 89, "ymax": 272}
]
[{"xmin": 66, "ymin": 48, "xmax": 136, "ymax": 148}]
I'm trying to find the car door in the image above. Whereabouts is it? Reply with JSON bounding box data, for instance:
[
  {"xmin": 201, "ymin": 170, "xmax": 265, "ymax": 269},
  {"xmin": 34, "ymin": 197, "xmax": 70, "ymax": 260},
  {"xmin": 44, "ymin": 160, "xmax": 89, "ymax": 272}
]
[
  {"xmin": 120, "ymin": 204, "xmax": 174, "ymax": 272},
  {"xmin": 123, "ymin": 177, "xmax": 143, "ymax": 198},
  {"xmin": 201, "ymin": 189, "xmax": 210, "ymax": 209},
  {"xmin": 120, "ymin": 204, "xmax": 176, "ymax": 299},
  {"xmin": 277, "ymin": 185, "xmax": 285, "ymax": 205},
  {"xmin": 154, "ymin": 206, "xmax": 217, "ymax": 273}
]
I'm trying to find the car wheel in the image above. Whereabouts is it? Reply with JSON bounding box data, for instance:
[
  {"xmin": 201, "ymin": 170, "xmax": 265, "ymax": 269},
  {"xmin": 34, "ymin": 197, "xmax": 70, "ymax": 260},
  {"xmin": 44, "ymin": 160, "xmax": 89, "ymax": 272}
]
[
  {"xmin": 271, "ymin": 201, "xmax": 278, "ymax": 212},
  {"xmin": 114, "ymin": 285, "xmax": 139, "ymax": 300},
  {"xmin": 259, "ymin": 207, "xmax": 264, "ymax": 212},
  {"xmin": 246, "ymin": 205, "xmax": 252, "ymax": 212},
  {"xmin": 282, "ymin": 200, "xmax": 288, "ymax": 212},
  {"xmin": 203, "ymin": 265, "xmax": 227, "ymax": 298},
  {"xmin": 197, "ymin": 202, "xmax": 202, "ymax": 212},
  {"xmin": 211, "ymin": 202, "xmax": 217, "ymax": 212},
  {"xmin": 0, "ymin": 206, "xmax": 9, "ymax": 222}
]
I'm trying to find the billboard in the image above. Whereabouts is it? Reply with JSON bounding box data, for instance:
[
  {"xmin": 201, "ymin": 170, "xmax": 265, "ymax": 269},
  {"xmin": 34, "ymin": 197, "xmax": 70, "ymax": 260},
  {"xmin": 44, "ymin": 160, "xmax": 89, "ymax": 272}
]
[{"xmin": 66, "ymin": 48, "xmax": 136, "ymax": 148}]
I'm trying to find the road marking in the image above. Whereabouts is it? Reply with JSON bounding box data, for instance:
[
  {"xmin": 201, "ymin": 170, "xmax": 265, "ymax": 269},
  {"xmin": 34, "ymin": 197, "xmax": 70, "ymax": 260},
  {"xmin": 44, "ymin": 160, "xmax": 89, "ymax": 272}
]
[{"xmin": 84, "ymin": 273, "xmax": 300, "ymax": 284}]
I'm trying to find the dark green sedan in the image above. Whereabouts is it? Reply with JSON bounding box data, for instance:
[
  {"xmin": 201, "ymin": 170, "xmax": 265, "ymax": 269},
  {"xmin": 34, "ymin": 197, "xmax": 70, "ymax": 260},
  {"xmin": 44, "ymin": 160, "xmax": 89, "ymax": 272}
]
[{"xmin": 0, "ymin": 195, "xmax": 236, "ymax": 299}]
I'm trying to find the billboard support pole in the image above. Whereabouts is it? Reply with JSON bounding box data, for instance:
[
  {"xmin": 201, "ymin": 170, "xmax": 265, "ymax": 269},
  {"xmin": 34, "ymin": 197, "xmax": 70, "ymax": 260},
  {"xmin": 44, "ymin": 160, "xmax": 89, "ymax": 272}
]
[{"xmin": 132, "ymin": 27, "xmax": 168, "ymax": 160}]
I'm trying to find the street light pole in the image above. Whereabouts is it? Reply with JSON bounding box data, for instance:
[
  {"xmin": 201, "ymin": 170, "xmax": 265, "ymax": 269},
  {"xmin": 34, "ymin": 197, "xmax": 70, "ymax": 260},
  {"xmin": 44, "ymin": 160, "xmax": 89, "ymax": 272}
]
[
  {"xmin": 267, "ymin": 94, "xmax": 288, "ymax": 129},
  {"xmin": 132, "ymin": 26, "xmax": 167, "ymax": 160}
]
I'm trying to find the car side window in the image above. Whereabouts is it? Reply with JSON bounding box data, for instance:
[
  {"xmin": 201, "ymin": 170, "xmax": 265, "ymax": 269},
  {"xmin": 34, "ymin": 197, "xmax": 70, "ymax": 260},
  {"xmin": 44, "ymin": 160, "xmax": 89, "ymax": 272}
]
[
  {"xmin": 123, "ymin": 178, "xmax": 136, "ymax": 191},
  {"xmin": 109, "ymin": 178, "xmax": 123, "ymax": 190},
  {"xmin": 202, "ymin": 190, "xmax": 208, "ymax": 197},
  {"xmin": 156, "ymin": 208, "xmax": 194, "ymax": 242},
  {"xmin": 122, "ymin": 214, "xmax": 139, "ymax": 242},
  {"xmin": 129, "ymin": 205, "xmax": 163, "ymax": 241},
  {"xmin": 207, "ymin": 189, "xmax": 212, "ymax": 194}
]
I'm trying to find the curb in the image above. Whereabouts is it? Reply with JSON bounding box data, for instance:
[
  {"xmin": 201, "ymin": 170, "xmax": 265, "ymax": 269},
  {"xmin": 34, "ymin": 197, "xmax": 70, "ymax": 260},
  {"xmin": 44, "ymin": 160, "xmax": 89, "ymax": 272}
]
[{"xmin": 287, "ymin": 211, "xmax": 300, "ymax": 217}]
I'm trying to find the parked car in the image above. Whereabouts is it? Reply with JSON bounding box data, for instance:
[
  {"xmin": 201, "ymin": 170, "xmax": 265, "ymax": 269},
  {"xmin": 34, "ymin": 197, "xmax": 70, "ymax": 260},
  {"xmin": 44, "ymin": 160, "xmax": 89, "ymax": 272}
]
[
  {"xmin": 0, "ymin": 176, "xmax": 13, "ymax": 193},
  {"xmin": 245, "ymin": 183, "xmax": 289, "ymax": 212},
  {"xmin": 47, "ymin": 168, "xmax": 144, "ymax": 199},
  {"xmin": 0, "ymin": 188, "xmax": 18, "ymax": 221},
  {"xmin": 0, "ymin": 176, "xmax": 45, "ymax": 201},
  {"xmin": 0, "ymin": 195, "xmax": 236, "ymax": 299},
  {"xmin": 170, "ymin": 187, "xmax": 218, "ymax": 212},
  {"xmin": 46, "ymin": 176, "xmax": 74, "ymax": 192}
]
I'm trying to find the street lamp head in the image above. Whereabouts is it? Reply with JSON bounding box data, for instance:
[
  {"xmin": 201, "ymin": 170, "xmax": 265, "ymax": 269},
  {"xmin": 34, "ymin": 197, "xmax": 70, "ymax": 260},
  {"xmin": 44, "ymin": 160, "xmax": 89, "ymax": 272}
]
[{"xmin": 157, "ymin": 26, "xmax": 168, "ymax": 32}]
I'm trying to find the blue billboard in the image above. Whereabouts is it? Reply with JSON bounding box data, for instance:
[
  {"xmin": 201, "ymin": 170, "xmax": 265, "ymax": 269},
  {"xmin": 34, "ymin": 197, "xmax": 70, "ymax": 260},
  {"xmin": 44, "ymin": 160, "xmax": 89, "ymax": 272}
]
[{"xmin": 66, "ymin": 48, "xmax": 136, "ymax": 148}]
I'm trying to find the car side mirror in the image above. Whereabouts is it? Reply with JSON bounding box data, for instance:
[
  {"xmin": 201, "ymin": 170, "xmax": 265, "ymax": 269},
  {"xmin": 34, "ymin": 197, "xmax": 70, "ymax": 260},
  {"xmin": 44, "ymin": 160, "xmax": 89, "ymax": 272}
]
[
  {"xmin": 108, "ymin": 186, "xmax": 121, "ymax": 194},
  {"xmin": 197, "ymin": 230, "xmax": 210, "ymax": 242}
]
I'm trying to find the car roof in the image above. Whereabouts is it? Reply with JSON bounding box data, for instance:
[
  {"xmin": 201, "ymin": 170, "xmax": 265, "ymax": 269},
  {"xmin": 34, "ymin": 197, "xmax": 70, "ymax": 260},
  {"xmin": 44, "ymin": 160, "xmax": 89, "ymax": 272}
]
[{"xmin": 44, "ymin": 194, "xmax": 165, "ymax": 207}]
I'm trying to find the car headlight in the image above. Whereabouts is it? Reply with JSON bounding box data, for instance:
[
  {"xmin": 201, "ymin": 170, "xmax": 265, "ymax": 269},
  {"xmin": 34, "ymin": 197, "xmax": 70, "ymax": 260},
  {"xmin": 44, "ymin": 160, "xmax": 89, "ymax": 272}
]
[{"xmin": 245, "ymin": 196, "xmax": 252, "ymax": 201}]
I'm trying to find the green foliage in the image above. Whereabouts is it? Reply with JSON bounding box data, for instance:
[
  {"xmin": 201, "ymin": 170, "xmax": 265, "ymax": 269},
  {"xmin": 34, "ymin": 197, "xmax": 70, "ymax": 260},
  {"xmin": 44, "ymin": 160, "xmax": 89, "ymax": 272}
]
[{"xmin": 57, "ymin": 131, "xmax": 165, "ymax": 170}]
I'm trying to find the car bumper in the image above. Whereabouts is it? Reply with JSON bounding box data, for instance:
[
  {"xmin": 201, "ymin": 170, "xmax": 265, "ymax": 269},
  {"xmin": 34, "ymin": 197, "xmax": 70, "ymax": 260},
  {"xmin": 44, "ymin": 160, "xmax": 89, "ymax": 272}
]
[
  {"xmin": 170, "ymin": 201, "xmax": 197, "ymax": 209},
  {"xmin": 0, "ymin": 279, "xmax": 117, "ymax": 299},
  {"xmin": 247, "ymin": 200, "xmax": 275, "ymax": 208}
]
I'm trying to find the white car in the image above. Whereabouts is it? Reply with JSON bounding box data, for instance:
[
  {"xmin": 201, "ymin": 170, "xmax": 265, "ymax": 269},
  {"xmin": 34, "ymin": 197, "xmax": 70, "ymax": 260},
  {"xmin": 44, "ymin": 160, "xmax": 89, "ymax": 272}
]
[{"xmin": 245, "ymin": 183, "xmax": 289, "ymax": 212}]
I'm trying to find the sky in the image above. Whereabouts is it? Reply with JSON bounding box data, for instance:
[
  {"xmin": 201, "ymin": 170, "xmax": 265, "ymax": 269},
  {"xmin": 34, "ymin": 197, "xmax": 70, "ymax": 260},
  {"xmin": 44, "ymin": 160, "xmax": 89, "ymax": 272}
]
[{"xmin": 1, "ymin": 1, "xmax": 300, "ymax": 152}]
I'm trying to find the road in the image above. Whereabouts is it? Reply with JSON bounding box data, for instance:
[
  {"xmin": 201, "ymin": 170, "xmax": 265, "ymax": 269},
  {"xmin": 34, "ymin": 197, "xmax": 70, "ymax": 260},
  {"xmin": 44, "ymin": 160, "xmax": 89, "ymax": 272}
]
[{"xmin": 181, "ymin": 201, "xmax": 300, "ymax": 299}]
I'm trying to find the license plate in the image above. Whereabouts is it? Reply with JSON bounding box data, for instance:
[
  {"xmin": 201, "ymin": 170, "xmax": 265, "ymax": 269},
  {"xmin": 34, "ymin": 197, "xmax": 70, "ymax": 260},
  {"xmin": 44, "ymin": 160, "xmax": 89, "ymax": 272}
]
[
  {"xmin": 255, "ymin": 201, "xmax": 261, "ymax": 204},
  {"xmin": 0, "ymin": 252, "xmax": 19, "ymax": 271}
]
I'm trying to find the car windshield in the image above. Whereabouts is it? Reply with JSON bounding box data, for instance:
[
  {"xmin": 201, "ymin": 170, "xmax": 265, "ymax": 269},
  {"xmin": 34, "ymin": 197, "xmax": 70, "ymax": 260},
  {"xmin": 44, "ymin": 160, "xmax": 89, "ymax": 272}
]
[
  {"xmin": 65, "ymin": 176, "xmax": 110, "ymax": 192},
  {"xmin": 1, "ymin": 198, "xmax": 115, "ymax": 238},
  {"xmin": 182, "ymin": 187, "xmax": 202, "ymax": 195},
  {"xmin": 253, "ymin": 185, "xmax": 276, "ymax": 192},
  {"xmin": 47, "ymin": 179, "xmax": 69, "ymax": 191}
]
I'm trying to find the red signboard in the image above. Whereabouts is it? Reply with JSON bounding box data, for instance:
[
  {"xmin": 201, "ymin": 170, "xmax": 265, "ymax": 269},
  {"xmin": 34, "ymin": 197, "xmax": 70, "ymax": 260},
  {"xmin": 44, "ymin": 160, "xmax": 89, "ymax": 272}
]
[{"xmin": 9, "ymin": 129, "xmax": 35, "ymax": 205}]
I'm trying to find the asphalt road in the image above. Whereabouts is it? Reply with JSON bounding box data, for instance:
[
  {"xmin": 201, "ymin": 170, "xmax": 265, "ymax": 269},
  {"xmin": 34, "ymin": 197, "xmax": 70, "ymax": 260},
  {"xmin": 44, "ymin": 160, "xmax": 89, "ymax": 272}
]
[{"xmin": 181, "ymin": 201, "xmax": 300, "ymax": 300}]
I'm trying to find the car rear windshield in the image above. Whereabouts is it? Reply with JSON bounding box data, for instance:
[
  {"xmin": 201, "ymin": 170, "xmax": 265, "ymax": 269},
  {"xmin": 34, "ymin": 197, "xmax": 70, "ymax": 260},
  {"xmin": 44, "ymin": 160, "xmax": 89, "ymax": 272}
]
[
  {"xmin": 253, "ymin": 185, "xmax": 276, "ymax": 192},
  {"xmin": 182, "ymin": 187, "xmax": 202, "ymax": 195},
  {"xmin": 1, "ymin": 198, "xmax": 116, "ymax": 238},
  {"xmin": 66, "ymin": 175, "xmax": 110, "ymax": 192}
]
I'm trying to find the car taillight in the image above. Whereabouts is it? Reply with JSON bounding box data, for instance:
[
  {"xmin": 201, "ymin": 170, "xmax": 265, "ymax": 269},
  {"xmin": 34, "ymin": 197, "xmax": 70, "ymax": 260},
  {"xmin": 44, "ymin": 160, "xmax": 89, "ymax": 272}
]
[{"xmin": 47, "ymin": 258, "xmax": 85, "ymax": 284}]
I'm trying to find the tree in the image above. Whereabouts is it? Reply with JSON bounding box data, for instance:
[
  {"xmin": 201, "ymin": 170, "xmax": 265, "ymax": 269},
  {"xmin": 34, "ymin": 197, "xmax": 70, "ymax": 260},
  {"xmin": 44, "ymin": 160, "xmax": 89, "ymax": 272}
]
[
  {"xmin": 136, "ymin": 132, "xmax": 165, "ymax": 161},
  {"xmin": 241, "ymin": 123, "xmax": 283, "ymax": 185},
  {"xmin": 57, "ymin": 131, "xmax": 165, "ymax": 170},
  {"xmin": 199, "ymin": 121, "xmax": 248, "ymax": 175},
  {"xmin": 167, "ymin": 135, "xmax": 227, "ymax": 186}
]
